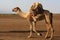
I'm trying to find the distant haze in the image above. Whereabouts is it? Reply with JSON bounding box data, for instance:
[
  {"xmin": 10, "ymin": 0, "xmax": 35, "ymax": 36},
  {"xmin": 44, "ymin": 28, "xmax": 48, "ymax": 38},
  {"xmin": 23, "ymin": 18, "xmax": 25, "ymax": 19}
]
[{"xmin": 0, "ymin": 0, "xmax": 60, "ymax": 14}]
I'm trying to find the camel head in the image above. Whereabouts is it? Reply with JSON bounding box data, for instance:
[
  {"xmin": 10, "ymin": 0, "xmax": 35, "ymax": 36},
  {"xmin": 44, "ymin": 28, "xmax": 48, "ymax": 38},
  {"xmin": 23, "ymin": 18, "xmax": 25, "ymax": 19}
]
[{"xmin": 12, "ymin": 7, "xmax": 21, "ymax": 12}]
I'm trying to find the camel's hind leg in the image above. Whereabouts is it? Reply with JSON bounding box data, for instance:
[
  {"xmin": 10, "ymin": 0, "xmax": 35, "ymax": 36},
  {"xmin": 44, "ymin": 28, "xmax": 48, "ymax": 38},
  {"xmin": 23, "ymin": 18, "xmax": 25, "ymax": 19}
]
[
  {"xmin": 45, "ymin": 24, "xmax": 54, "ymax": 40},
  {"xmin": 45, "ymin": 24, "xmax": 50, "ymax": 39},
  {"xmin": 50, "ymin": 13, "xmax": 54, "ymax": 40},
  {"xmin": 44, "ymin": 12, "xmax": 54, "ymax": 40},
  {"xmin": 49, "ymin": 13, "xmax": 54, "ymax": 40},
  {"xmin": 50, "ymin": 26, "xmax": 54, "ymax": 40}
]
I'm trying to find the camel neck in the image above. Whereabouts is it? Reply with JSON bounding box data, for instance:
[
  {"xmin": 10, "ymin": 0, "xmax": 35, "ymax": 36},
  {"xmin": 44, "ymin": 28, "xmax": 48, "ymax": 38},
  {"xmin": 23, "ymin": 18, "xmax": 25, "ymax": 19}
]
[{"xmin": 16, "ymin": 11, "xmax": 28, "ymax": 19}]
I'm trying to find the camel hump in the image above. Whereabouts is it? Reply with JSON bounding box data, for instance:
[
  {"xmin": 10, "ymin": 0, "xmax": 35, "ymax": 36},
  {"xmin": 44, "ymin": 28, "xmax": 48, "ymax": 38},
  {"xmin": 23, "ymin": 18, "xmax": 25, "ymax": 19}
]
[
  {"xmin": 30, "ymin": 2, "xmax": 44, "ymax": 16},
  {"xmin": 30, "ymin": 2, "xmax": 43, "ymax": 11}
]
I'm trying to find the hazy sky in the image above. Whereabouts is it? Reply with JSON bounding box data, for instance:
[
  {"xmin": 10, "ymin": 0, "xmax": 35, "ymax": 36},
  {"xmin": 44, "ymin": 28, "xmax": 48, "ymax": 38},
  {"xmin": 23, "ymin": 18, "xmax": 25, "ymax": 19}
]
[{"xmin": 0, "ymin": 0, "xmax": 60, "ymax": 14}]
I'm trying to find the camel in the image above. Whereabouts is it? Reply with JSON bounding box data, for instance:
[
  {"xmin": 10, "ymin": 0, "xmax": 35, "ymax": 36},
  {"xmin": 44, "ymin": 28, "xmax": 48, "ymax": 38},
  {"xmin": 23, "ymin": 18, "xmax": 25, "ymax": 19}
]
[{"xmin": 12, "ymin": 2, "xmax": 54, "ymax": 40}]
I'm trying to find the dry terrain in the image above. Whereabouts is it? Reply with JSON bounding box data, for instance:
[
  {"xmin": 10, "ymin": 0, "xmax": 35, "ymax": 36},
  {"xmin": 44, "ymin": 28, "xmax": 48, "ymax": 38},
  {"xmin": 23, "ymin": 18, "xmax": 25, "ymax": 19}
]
[{"xmin": 0, "ymin": 14, "xmax": 60, "ymax": 40}]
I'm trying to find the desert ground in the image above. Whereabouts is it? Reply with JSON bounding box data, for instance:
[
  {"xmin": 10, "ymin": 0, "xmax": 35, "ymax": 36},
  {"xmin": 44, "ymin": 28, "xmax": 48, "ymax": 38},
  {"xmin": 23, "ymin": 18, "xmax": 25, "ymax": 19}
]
[{"xmin": 0, "ymin": 14, "xmax": 60, "ymax": 40}]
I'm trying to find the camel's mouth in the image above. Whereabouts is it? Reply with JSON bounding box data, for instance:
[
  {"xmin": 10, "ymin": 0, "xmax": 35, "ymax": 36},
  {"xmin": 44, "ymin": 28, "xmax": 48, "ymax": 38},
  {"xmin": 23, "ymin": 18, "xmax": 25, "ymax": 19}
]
[
  {"xmin": 12, "ymin": 8, "xmax": 18, "ymax": 12},
  {"xmin": 12, "ymin": 9, "xmax": 14, "ymax": 12}
]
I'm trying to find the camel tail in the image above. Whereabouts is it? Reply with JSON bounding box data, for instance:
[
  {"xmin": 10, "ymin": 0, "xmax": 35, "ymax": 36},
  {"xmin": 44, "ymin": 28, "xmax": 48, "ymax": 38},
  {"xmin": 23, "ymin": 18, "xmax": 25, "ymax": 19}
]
[
  {"xmin": 50, "ymin": 13, "xmax": 53, "ymax": 25},
  {"xmin": 51, "ymin": 13, "xmax": 53, "ymax": 18}
]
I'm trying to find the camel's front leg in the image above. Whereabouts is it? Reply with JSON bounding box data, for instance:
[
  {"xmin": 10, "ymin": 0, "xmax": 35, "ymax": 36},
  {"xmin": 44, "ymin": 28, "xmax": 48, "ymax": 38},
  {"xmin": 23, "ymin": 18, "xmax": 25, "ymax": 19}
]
[
  {"xmin": 32, "ymin": 22, "xmax": 40, "ymax": 36},
  {"xmin": 28, "ymin": 22, "xmax": 33, "ymax": 38}
]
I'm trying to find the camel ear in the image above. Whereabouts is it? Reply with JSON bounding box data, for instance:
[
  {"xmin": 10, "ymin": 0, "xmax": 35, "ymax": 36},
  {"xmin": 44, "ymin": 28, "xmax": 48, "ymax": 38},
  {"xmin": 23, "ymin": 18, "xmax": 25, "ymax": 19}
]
[{"xmin": 16, "ymin": 7, "xmax": 21, "ymax": 11}]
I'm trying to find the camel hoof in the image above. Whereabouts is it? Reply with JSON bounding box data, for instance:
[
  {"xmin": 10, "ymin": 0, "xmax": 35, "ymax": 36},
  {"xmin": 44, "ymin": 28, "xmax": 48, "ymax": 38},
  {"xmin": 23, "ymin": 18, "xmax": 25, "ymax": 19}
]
[
  {"xmin": 45, "ymin": 36, "xmax": 51, "ymax": 39},
  {"xmin": 37, "ymin": 33, "xmax": 40, "ymax": 36},
  {"xmin": 28, "ymin": 36, "xmax": 32, "ymax": 38},
  {"xmin": 45, "ymin": 38, "xmax": 52, "ymax": 40},
  {"xmin": 37, "ymin": 33, "xmax": 42, "ymax": 36},
  {"xmin": 40, "ymin": 33, "xmax": 42, "ymax": 36}
]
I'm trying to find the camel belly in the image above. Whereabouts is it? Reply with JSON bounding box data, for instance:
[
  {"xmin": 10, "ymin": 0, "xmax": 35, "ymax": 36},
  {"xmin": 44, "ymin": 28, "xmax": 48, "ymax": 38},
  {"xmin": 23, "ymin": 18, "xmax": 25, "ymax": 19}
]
[{"xmin": 36, "ymin": 14, "xmax": 45, "ymax": 21}]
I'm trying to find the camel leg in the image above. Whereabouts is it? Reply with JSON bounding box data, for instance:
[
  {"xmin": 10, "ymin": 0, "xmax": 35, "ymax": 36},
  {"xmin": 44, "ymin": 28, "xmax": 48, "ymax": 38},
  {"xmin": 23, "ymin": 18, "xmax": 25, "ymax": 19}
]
[
  {"xmin": 45, "ymin": 24, "xmax": 54, "ymax": 40},
  {"xmin": 45, "ymin": 24, "xmax": 50, "ymax": 39},
  {"xmin": 44, "ymin": 14, "xmax": 54, "ymax": 40},
  {"xmin": 28, "ymin": 22, "xmax": 33, "ymax": 38},
  {"xmin": 49, "ymin": 25, "xmax": 54, "ymax": 40},
  {"xmin": 32, "ymin": 22, "xmax": 40, "ymax": 36},
  {"xmin": 49, "ymin": 14, "xmax": 54, "ymax": 40},
  {"xmin": 44, "ymin": 14, "xmax": 50, "ymax": 39},
  {"xmin": 32, "ymin": 16, "xmax": 36, "ymax": 21}
]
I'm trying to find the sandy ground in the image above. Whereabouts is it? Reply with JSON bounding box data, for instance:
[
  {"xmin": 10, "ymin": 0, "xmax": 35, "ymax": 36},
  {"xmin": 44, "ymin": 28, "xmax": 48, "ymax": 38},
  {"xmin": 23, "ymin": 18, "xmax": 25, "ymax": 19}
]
[{"xmin": 0, "ymin": 14, "xmax": 60, "ymax": 40}]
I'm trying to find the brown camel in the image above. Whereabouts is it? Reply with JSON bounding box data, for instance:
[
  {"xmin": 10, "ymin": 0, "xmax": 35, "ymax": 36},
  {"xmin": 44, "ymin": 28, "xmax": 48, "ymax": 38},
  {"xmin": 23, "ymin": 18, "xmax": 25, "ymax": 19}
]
[{"xmin": 12, "ymin": 2, "xmax": 54, "ymax": 40}]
